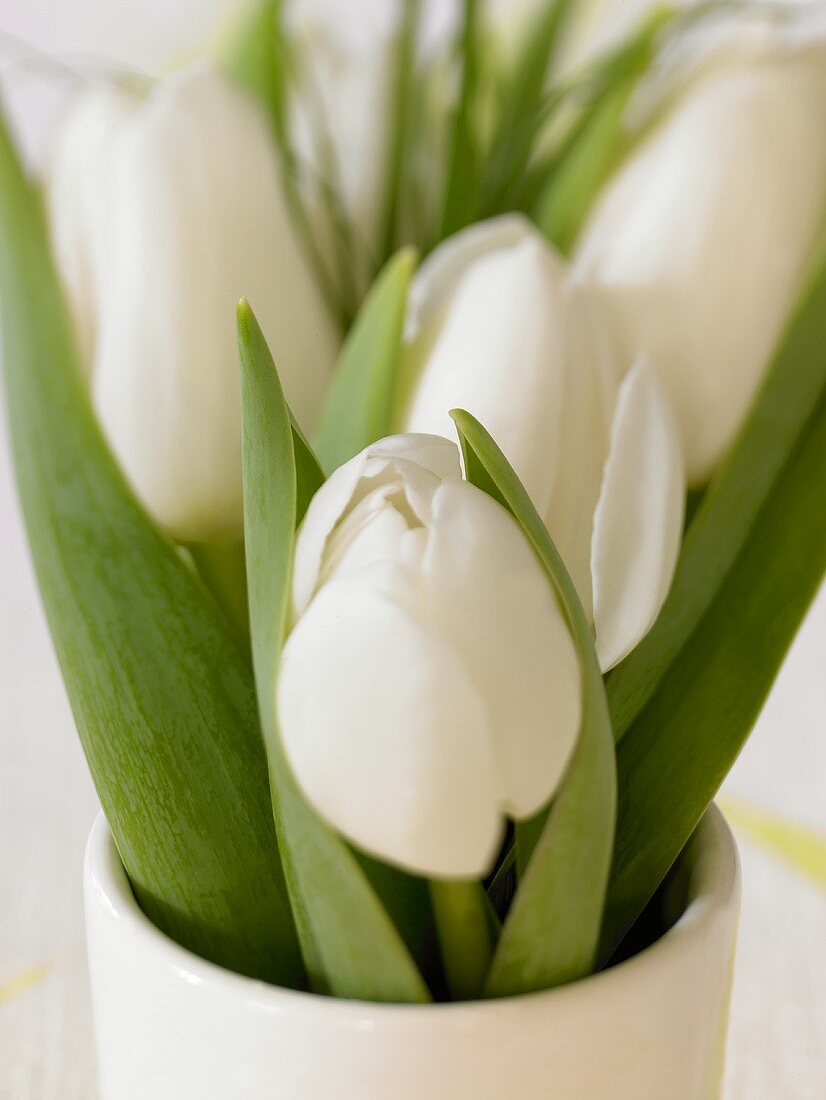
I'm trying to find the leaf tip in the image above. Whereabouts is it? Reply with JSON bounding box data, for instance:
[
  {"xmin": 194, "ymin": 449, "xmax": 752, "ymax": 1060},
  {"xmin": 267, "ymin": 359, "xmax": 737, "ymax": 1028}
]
[
  {"xmin": 236, "ymin": 298, "xmax": 268, "ymax": 367},
  {"xmin": 236, "ymin": 296, "xmax": 253, "ymax": 331},
  {"xmin": 395, "ymin": 245, "xmax": 420, "ymax": 277},
  {"xmin": 449, "ymin": 408, "xmax": 476, "ymax": 434}
]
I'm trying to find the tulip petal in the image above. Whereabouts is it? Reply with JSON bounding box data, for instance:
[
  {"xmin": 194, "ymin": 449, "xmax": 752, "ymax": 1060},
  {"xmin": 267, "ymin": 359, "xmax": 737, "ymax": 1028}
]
[
  {"xmin": 292, "ymin": 433, "xmax": 460, "ymax": 616},
  {"xmin": 278, "ymin": 572, "xmax": 503, "ymax": 879},
  {"xmin": 543, "ymin": 287, "xmax": 620, "ymax": 617},
  {"xmin": 88, "ymin": 64, "xmax": 338, "ymax": 542},
  {"xmin": 422, "ymin": 479, "xmax": 581, "ymax": 819},
  {"xmin": 47, "ymin": 81, "xmax": 138, "ymax": 369},
  {"xmin": 318, "ymin": 486, "xmax": 413, "ymax": 589},
  {"xmin": 405, "ymin": 213, "xmax": 534, "ymax": 340},
  {"xmin": 368, "ymin": 432, "xmax": 463, "ymax": 481},
  {"xmin": 591, "ymin": 361, "xmax": 685, "ymax": 671},
  {"xmin": 575, "ymin": 52, "xmax": 826, "ymax": 484},
  {"xmin": 402, "ymin": 220, "xmax": 571, "ymax": 515}
]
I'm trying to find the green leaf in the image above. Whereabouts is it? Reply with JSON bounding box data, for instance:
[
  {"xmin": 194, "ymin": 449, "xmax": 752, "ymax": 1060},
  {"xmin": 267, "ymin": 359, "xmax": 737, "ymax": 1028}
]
[
  {"xmin": 379, "ymin": 0, "xmax": 421, "ymax": 265},
  {"xmin": 288, "ymin": 409, "xmax": 325, "ymax": 523},
  {"xmin": 487, "ymin": 843, "xmax": 517, "ymax": 920},
  {"xmin": 0, "ymin": 107, "xmax": 302, "ymax": 986},
  {"xmin": 451, "ymin": 411, "xmax": 616, "ymax": 997},
  {"xmin": 534, "ymin": 77, "xmax": 635, "ymax": 255},
  {"xmin": 352, "ymin": 851, "xmax": 439, "ymax": 986},
  {"xmin": 486, "ymin": 6, "xmax": 674, "ymax": 220},
  {"xmin": 314, "ymin": 248, "xmax": 417, "ymax": 473},
  {"xmin": 218, "ymin": 0, "xmax": 287, "ymax": 145},
  {"xmin": 237, "ymin": 301, "xmax": 431, "ymax": 1003},
  {"xmin": 599, "ymin": 269, "xmax": 826, "ymax": 961},
  {"xmin": 480, "ymin": 0, "xmax": 577, "ymax": 212},
  {"xmin": 439, "ymin": 0, "xmax": 483, "ymax": 238},
  {"xmin": 608, "ymin": 245, "xmax": 826, "ymax": 740}
]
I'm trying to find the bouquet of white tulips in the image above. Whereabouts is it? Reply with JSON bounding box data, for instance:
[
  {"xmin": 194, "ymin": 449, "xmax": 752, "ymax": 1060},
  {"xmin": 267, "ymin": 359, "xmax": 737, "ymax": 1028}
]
[{"xmin": 0, "ymin": 0, "xmax": 824, "ymax": 1004}]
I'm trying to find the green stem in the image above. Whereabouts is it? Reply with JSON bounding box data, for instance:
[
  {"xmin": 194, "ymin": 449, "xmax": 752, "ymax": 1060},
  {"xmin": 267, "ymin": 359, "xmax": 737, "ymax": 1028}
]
[
  {"xmin": 429, "ymin": 879, "xmax": 493, "ymax": 1000},
  {"xmin": 187, "ymin": 540, "xmax": 250, "ymax": 650}
]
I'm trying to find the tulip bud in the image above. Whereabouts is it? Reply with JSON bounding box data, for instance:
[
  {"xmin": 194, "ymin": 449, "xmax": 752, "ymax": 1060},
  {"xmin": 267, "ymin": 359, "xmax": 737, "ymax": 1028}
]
[
  {"xmin": 48, "ymin": 63, "xmax": 338, "ymax": 544},
  {"xmin": 278, "ymin": 434, "xmax": 581, "ymax": 878},
  {"xmin": 575, "ymin": 19, "xmax": 826, "ymax": 485},
  {"xmin": 397, "ymin": 215, "xmax": 684, "ymax": 670}
]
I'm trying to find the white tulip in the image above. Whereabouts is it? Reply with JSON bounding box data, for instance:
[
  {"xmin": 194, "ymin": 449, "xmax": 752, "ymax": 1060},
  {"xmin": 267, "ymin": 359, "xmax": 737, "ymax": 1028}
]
[
  {"xmin": 48, "ymin": 63, "xmax": 338, "ymax": 544},
  {"xmin": 278, "ymin": 434, "xmax": 581, "ymax": 879},
  {"xmin": 398, "ymin": 215, "xmax": 685, "ymax": 671},
  {"xmin": 575, "ymin": 19, "xmax": 826, "ymax": 485},
  {"xmin": 46, "ymin": 82, "xmax": 136, "ymax": 371}
]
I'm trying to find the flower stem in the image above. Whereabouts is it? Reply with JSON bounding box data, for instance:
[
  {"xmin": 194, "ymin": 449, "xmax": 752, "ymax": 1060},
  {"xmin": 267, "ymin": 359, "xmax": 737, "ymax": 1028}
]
[{"xmin": 428, "ymin": 879, "xmax": 493, "ymax": 1000}]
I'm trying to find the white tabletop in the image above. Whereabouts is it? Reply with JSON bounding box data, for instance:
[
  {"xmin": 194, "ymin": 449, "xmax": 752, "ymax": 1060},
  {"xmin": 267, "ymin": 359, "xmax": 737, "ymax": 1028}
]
[{"xmin": 0, "ymin": 3, "xmax": 824, "ymax": 1097}]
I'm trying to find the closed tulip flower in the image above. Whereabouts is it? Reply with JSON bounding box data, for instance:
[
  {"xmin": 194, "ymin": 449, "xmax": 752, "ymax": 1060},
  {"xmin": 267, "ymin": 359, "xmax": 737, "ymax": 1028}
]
[
  {"xmin": 277, "ymin": 434, "xmax": 581, "ymax": 879},
  {"xmin": 397, "ymin": 215, "xmax": 684, "ymax": 670},
  {"xmin": 575, "ymin": 19, "xmax": 826, "ymax": 485},
  {"xmin": 48, "ymin": 63, "xmax": 338, "ymax": 544}
]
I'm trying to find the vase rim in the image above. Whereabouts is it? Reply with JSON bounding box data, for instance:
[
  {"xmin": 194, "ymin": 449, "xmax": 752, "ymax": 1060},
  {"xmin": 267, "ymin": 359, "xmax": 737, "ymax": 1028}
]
[{"xmin": 84, "ymin": 804, "xmax": 739, "ymax": 1019}]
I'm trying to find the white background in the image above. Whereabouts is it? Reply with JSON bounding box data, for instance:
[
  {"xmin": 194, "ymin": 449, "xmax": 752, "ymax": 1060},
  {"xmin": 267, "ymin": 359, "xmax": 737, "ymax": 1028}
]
[{"xmin": 0, "ymin": 2, "xmax": 824, "ymax": 1097}]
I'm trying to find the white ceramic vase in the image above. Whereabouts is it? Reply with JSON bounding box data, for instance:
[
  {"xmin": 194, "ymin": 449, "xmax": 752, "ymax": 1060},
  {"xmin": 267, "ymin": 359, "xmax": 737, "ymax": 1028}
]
[{"xmin": 85, "ymin": 806, "xmax": 740, "ymax": 1100}]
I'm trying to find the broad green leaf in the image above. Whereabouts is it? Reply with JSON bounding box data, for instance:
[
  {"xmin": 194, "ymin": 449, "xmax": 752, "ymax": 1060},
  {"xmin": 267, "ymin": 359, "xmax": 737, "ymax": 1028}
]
[
  {"xmin": 451, "ymin": 411, "xmax": 616, "ymax": 997},
  {"xmin": 439, "ymin": 0, "xmax": 483, "ymax": 238},
  {"xmin": 0, "ymin": 109, "xmax": 302, "ymax": 986},
  {"xmin": 608, "ymin": 244, "xmax": 826, "ymax": 739},
  {"xmin": 379, "ymin": 0, "xmax": 421, "ymax": 265},
  {"xmin": 237, "ymin": 301, "xmax": 431, "ymax": 1002},
  {"xmin": 314, "ymin": 248, "xmax": 417, "ymax": 473},
  {"xmin": 598, "ymin": 303, "xmax": 826, "ymax": 963}
]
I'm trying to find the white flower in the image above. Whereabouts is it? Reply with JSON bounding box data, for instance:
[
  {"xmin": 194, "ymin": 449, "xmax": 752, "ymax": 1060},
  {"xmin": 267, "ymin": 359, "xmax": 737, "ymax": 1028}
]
[
  {"xmin": 48, "ymin": 63, "xmax": 338, "ymax": 543},
  {"xmin": 398, "ymin": 215, "xmax": 684, "ymax": 670},
  {"xmin": 575, "ymin": 16, "xmax": 826, "ymax": 485},
  {"xmin": 277, "ymin": 434, "xmax": 581, "ymax": 879}
]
